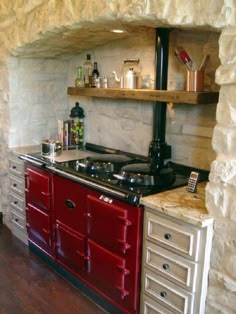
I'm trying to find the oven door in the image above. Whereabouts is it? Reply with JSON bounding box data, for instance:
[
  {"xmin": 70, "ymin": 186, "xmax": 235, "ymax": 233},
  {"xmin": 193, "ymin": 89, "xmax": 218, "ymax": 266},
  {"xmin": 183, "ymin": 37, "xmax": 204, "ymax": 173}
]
[
  {"xmin": 87, "ymin": 193, "xmax": 132, "ymax": 255},
  {"xmin": 26, "ymin": 203, "xmax": 52, "ymax": 255},
  {"xmin": 87, "ymin": 240, "xmax": 131, "ymax": 308}
]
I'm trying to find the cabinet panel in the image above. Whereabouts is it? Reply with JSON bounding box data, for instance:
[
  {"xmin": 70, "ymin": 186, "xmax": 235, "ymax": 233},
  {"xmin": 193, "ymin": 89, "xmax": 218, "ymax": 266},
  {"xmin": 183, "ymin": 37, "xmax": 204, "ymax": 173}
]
[
  {"xmin": 9, "ymin": 174, "xmax": 25, "ymax": 196},
  {"xmin": 25, "ymin": 165, "xmax": 51, "ymax": 212},
  {"xmin": 144, "ymin": 268, "xmax": 194, "ymax": 314},
  {"xmin": 87, "ymin": 194, "xmax": 130, "ymax": 255},
  {"xmin": 145, "ymin": 211, "xmax": 200, "ymax": 261},
  {"xmin": 11, "ymin": 210, "xmax": 26, "ymax": 231},
  {"xmin": 87, "ymin": 240, "xmax": 133, "ymax": 309},
  {"xmin": 9, "ymin": 191, "xmax": 25, "ymax": 215},
  {"xmin": 26, "ymin": 203, "xmax": 52, "ymax": 254},
  {"xmin": 141, "ymin": 294, "xmax": 174, "ymax": 314},
  {"xmin": 55, "ymin": 223, "xmax": 86, "ymax": 275},
  {"xmin": 9, "ymin": 158, "xmax": 24, "ymax": 176},
  {"xmin": 144, "ymin": 242, "xmax": 198, "ymax": 292},
  {"xmin": 53, "ymin": 175, "xmax": 87, "ymax": 235}
]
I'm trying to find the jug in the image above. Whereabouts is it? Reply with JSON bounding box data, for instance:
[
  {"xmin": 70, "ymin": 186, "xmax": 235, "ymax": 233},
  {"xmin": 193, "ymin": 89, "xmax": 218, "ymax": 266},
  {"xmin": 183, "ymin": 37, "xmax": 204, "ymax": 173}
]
[{"xmin": 113, "ymin": 59, "xmax": 142, "ymax": 89}]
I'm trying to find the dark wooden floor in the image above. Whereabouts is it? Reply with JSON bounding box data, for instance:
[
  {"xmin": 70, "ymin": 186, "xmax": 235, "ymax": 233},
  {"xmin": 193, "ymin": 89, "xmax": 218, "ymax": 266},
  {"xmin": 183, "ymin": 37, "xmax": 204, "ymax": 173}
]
[{"xmin": 0, "ymin": 224, "xmax": 107, "ymax": 314}]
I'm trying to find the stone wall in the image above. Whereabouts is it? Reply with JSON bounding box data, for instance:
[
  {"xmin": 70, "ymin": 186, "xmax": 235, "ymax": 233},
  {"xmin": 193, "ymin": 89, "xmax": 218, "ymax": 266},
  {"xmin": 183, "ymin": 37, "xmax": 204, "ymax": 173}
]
[
  {"xmin": 67, "ymin": 29, "xmax": 219, "ymax": 169},
  {"xmin": 0, "ymin": 63, "xmax": 10, "ymax": 225},
  {"xmin": 7, "ymin": 57, "xmax": 69, "ymax": 146},
  {"xmin": 0, "ymin": 1, "xmax": 236, "ymax": 313},
  {"xmin": 205, "ymin": 27, "xmax": 236, "ymax": 313}
]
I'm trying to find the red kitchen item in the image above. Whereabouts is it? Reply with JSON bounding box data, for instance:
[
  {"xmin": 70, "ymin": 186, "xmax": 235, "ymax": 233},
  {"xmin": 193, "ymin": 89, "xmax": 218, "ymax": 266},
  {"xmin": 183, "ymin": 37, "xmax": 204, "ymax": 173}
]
[{"xmin": 175, "ymin": 47, "xmax": 193, "ymax": 70}]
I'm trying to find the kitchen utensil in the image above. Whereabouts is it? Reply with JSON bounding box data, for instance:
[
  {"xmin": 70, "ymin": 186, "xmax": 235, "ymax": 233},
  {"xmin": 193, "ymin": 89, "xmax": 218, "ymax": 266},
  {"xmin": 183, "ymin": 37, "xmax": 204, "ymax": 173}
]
[
  {"xmin": 41, "ymin": 140, "xmax": 62, "ymax": 156},
  {"xmin": 198, "ymin": 55, "xmax": 210, "ymax": 71},
  {"xmin": 202, "ymin": 42, "xmax": 218, "ymax": 56},
  {"xmin": 113, "ymin": 59, "xmax": 142, "ymax": 89},
  {"xmin": 175, "ymin": 47, "xmax": 193, "ymax": 70},
  {"xmin": 198, "ymin": 42, "xmax": 218, "ymax": 71}
]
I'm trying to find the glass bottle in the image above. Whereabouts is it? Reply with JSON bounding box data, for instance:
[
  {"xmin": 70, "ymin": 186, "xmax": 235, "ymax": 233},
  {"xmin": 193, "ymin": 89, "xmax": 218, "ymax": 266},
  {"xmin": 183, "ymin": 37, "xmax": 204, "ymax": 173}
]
[
  {"xmin": 83, "ymin": 54, "xmax": 93, "ymax": 87},
  {"xmin": 91, "ymin": 62, "xmax": 100, "ymax": 88},
  {"xmin": 75, "ymin": 66, "xmax": 84, "ymax": 88}
]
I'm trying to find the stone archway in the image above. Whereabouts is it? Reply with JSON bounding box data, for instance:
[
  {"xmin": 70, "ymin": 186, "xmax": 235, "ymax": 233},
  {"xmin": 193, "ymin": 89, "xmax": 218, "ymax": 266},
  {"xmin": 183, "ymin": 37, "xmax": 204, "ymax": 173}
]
[{"xmin": 0, "ymin": 1, "xmax": 236, "ymax": 312}]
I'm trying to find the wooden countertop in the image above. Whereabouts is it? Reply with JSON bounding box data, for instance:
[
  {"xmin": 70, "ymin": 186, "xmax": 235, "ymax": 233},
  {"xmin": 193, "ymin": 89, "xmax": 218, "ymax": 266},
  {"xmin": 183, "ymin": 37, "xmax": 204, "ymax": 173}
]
[{"xmin": 140, "ymin": 182, "xmax": 214, "ymax": 227}]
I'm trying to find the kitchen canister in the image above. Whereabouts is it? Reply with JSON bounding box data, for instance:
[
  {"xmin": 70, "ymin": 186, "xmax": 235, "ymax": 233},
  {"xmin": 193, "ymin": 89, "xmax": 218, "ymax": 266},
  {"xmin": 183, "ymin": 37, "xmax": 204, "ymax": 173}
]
[
  {"xmin": 186, "ymin": 70, "xmax": 204, "ymax": 92},
  {"xmin": 69, "ymin": 102, "xmax": 85, "ymax": 149}
]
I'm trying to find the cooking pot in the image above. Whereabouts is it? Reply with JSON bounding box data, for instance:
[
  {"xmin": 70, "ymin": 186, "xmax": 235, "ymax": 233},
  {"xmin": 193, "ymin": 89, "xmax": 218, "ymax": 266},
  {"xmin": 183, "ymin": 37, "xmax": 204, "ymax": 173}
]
[{"xmin": 41, "ymin": 140, "xmax": 62, "ymax": 156}]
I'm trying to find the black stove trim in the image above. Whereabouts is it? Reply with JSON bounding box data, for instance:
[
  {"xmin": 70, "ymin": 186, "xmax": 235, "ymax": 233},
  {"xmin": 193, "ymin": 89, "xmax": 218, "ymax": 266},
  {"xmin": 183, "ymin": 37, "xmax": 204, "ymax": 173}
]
[{"xmin": 19, "ymin": 145, "xmax": 209, "ymax": 206}]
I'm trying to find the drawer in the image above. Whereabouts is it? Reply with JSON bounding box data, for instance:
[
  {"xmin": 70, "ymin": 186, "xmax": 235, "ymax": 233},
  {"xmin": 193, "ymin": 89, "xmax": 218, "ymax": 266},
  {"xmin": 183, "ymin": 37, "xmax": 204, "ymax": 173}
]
[
  {"xmin": 9, "ymin": 158, "xmax": 24, "ymax": 176},
  {"xmin": 144, "ymin": 241, "xmax": 198, "ymax": 292},
  {"xmin": 143, "ymin": 268, "xmax": 194, "ymax": 314},
  {"xmin": 141, "ymin": 294, "xmax": 174, "ymax": 314},
  {"xmin": 145, "ymin": 211, "xmax": 201, "ymax": 261},
  {"xmin": 11, "ymin": 210, "xmax": 26, "ymax": 231},
  {"xmin": 9, "ymin": 192, "xmax": 25, "ymax": 216},
  {"xmin": 9, "ymin": 175, "xmax": 25, "ymax": 196}
]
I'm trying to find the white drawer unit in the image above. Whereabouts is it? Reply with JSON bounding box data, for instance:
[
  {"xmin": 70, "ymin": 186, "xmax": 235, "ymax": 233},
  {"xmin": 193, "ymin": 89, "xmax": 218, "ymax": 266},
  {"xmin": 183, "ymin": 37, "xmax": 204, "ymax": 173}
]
[
  {"xmin": 144, "ymin": 268, "xmax": 194, "ymax": 314},
  {"xmin": 140, "ymin": 208, "xmax": 214, "ymax": 314},
  {"xmin": 144, "ymin": 242, "xmax": 198, "ymax": 292},
  {"xmin": 141, "ymin": 294, "xmax": 174, "ymax": 314},
  {"xmin": 146, "ymin": 211, "xmax": 201, "ymax": 262},
  {"xmin": 9, "ymin": 158, "xmax": 24, "ymax": 176},
  {"xmin": 9, "ymin": 191, "xmax": 25, "ymax": 216},
  {"xmin": 11, "ymin": 210, "xmax": 26, "ymax": 232},
  {"xmin": 8, "ymin": 151, "xmax": 28, "ymax": 245},
  {"xmin": 9, "ymin": 174, "xmax": 25, "ymax": 196}
]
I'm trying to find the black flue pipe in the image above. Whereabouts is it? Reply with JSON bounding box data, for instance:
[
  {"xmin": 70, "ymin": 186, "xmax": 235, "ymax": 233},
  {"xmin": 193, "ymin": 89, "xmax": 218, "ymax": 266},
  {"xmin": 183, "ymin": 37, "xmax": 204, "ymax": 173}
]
[
  {"xmin": 153, "ymin": 28, "xmax": 169, "ymax": 141},
  {"xmin": 148, "ymin": 28, "xmax": 170, "ymax": 173}
]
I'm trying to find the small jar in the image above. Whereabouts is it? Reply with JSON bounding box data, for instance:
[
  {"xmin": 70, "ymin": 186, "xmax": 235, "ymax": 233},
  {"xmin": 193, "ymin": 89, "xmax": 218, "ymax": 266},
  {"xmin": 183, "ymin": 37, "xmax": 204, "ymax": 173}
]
[
  {"xmin": 95, "ymin": 77, "xmax": 101, "ymax": 88},
  {"xmin": 103, "ymin": 77, "xmax": 108, "ymax": 88}
]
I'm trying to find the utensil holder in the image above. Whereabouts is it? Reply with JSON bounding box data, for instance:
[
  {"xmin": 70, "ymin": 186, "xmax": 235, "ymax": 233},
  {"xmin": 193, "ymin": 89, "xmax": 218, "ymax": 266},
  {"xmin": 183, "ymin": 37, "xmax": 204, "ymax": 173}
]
[{"xmin": 186, "ymin": 70, "xmax": 204, "ymax": 92}]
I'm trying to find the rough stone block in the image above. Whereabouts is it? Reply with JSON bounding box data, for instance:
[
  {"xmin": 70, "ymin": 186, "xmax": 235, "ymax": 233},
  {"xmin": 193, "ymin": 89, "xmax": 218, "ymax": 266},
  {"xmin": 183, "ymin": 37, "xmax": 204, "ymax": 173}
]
[
  {"xmin": 209, "ymin": 159, "xmax": 236, "ymax": 185},
  {"xmin": 212, "ymin": 125, "xmax": 236, "ymax": 154},
  {"xmin": 216, "ymin": 85, "xmax": 236, "ymax": 126},
  {"xmin": 219, "ymin": 27, "xmax": 236, "ymax": 65}
]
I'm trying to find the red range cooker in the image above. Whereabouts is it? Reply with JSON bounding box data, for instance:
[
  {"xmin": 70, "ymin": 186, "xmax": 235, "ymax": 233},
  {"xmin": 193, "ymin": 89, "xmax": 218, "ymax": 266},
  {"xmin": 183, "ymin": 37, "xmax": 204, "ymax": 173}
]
[{"xmin": 21, "ymin": 143, "xmax": 208, "ymax": 314}]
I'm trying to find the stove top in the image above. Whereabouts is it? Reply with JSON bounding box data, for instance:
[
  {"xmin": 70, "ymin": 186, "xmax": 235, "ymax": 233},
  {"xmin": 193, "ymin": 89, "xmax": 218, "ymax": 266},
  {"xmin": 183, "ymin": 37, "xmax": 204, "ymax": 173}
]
[{"xmin": 20, "ymin": 144, "xmax": 209, "ymax": 206}]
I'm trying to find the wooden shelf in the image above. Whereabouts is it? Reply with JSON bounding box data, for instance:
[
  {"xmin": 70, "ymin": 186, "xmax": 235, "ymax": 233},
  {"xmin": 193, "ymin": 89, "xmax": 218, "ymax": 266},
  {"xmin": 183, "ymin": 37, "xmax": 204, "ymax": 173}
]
[{"xmin": 67, "ymin": 87, "xmax": 219, "ymax": 105}]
